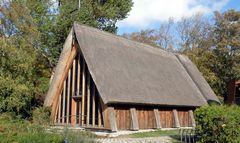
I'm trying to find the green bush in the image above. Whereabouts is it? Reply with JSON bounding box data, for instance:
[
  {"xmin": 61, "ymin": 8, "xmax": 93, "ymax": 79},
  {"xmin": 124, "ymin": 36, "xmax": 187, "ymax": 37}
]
[
  {"xmin": 0, "ymin": 114, "xmax": 63, "ymax": 143},
  {"xmin": 195, "ymin": 105, "xmax": 240, "ymax": 143},
  {"xmin": 0, "ymin": 113, "xmax": 96, "ymax": 143},
  {"xmin": 32, "ymin": 107, "xmax": 51, "ymax": 125}
]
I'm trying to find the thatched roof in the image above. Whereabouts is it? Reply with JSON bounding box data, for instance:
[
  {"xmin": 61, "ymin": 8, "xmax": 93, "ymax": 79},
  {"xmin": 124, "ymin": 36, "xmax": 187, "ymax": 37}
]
[{"xmin": 44, "ymin": 23, "xmax": 219, "ymax": 107}]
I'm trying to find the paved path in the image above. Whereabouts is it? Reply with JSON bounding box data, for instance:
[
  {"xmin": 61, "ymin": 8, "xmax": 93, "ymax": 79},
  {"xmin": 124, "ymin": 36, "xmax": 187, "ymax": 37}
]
[{"xmin": 96, "ymin": 136, "xmax": 173, "ymax": 143}]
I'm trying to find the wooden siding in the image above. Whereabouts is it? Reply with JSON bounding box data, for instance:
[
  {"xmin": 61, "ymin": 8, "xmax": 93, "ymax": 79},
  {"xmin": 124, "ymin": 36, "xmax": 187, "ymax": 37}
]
[
  {"xmin": 137, "ymin": 108, "xmax": 155, "ymax": 129},
  {"xmin": 178, "ymin": 110, "xmax": 190, "ymax": 127},
  {"xmin": 114, "ymin": 106, "xmax": 194, "ymax": 130},
  {"xmin": 115, "ymin": 107, "xmax": 131, "ymax": 130},
  {"xmin": 159, "ymin": 109, "xmax": 173, "ymax": 128}
]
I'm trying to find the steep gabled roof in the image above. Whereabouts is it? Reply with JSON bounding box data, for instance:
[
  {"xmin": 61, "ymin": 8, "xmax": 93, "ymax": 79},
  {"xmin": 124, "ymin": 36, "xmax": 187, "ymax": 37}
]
[{"xmin": 44, "ymin": 23, "xmax": 219, "ymax": 108}]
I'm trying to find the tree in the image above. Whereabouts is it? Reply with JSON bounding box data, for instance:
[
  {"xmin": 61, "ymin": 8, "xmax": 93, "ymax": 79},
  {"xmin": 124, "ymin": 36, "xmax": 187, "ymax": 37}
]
[
  {"xmin": 156, "ymin": 18, "xmax": 175, "ymax": 51},
  {"xmin": 0, "ymin": 1, "xmax": 52, "ymax": 117},
  {"xmin": 0, "ymin": 0, "xmax": 133, "ymax": 117},
  {"xmin": 122, "ymin": 29, "xmax": 158, "ymax": 47},
  {"xmin": 211, "ymin": 10, "xmax": 240, "ymax": 96},
  {"xmin": 49, "ymin": 0, "xmax": 133, "ymax": 64},
  {"xmin": 175, "ymin": 14, "xmax": 222, "ymax": 96},
  {"xmin": 122, "ymin": 18, "xmax": 175, "ymax": 51},
  {"xmin": 177, "ymin": 13, "xmax": 212, "ymax": 51}
]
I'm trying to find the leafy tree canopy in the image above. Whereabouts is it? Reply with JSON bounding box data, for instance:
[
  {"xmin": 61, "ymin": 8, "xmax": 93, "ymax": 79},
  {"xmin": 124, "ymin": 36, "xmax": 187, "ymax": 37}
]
[{"xmin": 0, "ymin": 0, "xmax": 133, "ymax": 117}]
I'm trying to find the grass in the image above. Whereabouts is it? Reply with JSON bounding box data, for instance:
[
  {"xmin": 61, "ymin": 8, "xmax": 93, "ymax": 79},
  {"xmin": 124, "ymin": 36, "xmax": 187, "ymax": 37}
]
[
  {"xmin": 0, "ymin": 113, "xmax": 96, "ymax": 143},
  {"xmin": 129, "ymin": 129, "xmax": 180, "ymax": 138}
]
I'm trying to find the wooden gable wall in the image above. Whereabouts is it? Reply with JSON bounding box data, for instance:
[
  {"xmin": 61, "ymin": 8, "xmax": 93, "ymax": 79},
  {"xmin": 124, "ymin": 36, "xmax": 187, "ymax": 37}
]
[{"xmin": 54, "ymin": 41, "xmax": 104, "ymax": 129}]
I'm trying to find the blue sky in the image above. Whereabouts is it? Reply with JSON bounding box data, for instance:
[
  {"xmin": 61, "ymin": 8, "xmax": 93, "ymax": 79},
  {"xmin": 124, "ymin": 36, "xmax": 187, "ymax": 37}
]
[{"xmin": 117, "ymin": 0, "xmax": 240, "ymax": 35}]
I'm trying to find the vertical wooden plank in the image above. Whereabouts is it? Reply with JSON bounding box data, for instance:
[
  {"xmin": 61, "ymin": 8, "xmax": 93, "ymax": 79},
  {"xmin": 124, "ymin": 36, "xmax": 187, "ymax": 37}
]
[
  {"xmin": 79, "ymin": 102, "xmax": 81, "ymax": 124},
  {"xmin": 86, "ymin": 71, "xmax": 90, "ymax": 126},
  {"xmin": 153, "ymin": 109, "xmax": 161, "ymax": 129},
  {"xmin": 62, "ymin": 81, "xmax": 66, "ymax": 124},
  {"xmin": 58, "ymin": 93, "xmax": 62, "ymax": 123},
  {"xmin": 102, "ymin": 103, "xmax": 111, "ymax": 129},
  {"xmin": 66, "ymin": 69, "xmax": 71, "ymax": 124},
  {"xmin": 77, "ymin": 55, "xmax": 81, "ymax": 124},
  {"xmin": 108, "ymin": 107, "xmax": 117, "ymax": 132},
  {"xmin": 76, "ymin": 54, "xmax": 81, "ymax": 96},
  {"xmin": 123, "ymin": 109, "xmax": 126, "ymax": 129},
  {"xmin": 127, "ymin": 109, "xmax": 130, "ymax": 129},
  {"xmin": 92, "ymin": 85, "xmax": 96, "ymax": 127},
  {"xmin": 71, "ymin": 60, "xmax": 76, "ymax": 126},
  {"xmin": 98, "ymin": 104, "xmax": 102, "ymax": 127},
  {"xmin": 178, "ymin": 111, "xmax": 182, "ymax": 127},
  {"xmin": 54, "ymin": 104, "xmax": 58, "ymax": 124},
  {"xmin": 130, "ymin": 108, "xmax": 139, "ymax": 131},
  {"xmin": 173, "ymin": 109, "xmax": 180, "ymax": 128},
  {"xmin": 81, "ymin": 59, "xmax": 86, "ymax": 126},
  {"xmin": 189, "ymin": 110, "xmax": 196, "ymax": 127}
]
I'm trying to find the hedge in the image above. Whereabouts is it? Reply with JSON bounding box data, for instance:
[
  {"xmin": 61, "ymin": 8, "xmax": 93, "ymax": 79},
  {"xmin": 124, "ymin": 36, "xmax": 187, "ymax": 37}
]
[{"xmin": 195, "ymin": 105, "xmax": 240, "ymax": 143}]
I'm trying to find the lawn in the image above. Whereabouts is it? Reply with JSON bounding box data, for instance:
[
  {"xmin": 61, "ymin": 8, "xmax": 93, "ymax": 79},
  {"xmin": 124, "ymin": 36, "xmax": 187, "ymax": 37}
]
[{"xmin": 128, "ymin": 129, "xmax": 180, "ymax": 138}]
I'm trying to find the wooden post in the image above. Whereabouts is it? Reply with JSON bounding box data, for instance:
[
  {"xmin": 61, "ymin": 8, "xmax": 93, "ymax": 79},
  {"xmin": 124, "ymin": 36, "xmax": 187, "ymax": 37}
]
[
  {"xmin": 153, "ymin": 109, "xmax": 161, "ymax": 129},
  {"xmin": 86, "ymin": 70, "xmax": 90, "ymax": 126},
  {"xmin": 58, "ymin": 93, "xmax": 62, "ymax": 123},
  {"xmin": 81, "ymin": 59, "xmax": 86, "ymax": 126},
  {"xmin": 77, "ymin": 54, "xmax": 81, "ymax": 124},
  {"xmin": 173, "ymin": 109, "xmax": 180, "ymax": 128},
  {"xmin": 71, "ymin": 60, "xmax": 76, "ymax": 126},
  {"xmin": 108, "ymin": 107, "xmax": 117, "ymax": 132},
  {"xmin": 189, "ymin": 110, "xmax": 196, "ymax": 127},
  {"xmin": 66, "ymin": 70, "xmax": 71, "ymax": 124},
  {"xmin": 76, "ymin": 54, "xmax": 81, "ymax": 96},
  {"xmin": 62, "ymin": 81, "xmax": 66, "ymax": 124},
  {"xmin": 130, "ymin": 108, "xmax": 139, "ymax": 131},
  {"xmin": 98, "ymin": 104, "xmax": 102, "ymax": 127},
  {"xmin": 54, "ymin": 103, "xmax": 58, "ymax": 124},
  {"xmin": 92, "ymin": 85, "xmax": 96, "ymax": 127}
]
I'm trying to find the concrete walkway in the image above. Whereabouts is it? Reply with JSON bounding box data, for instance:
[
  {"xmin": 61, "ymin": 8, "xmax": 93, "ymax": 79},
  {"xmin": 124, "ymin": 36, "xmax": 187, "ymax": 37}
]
[{"xmin": 96, "ymin": 136, "xmax": 173, "ymax": 143}]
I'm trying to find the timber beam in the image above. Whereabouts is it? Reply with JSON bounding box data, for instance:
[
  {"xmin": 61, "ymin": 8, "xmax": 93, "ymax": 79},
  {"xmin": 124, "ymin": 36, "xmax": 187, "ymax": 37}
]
[
  {"xmin": 130, "ymin": 108, "xmax": 139, "ymax": 131},
  {"xmin": 189, "ymin": 110, "xmax": 196, "ymax": 127},
  {"xmin": 173, "ymin": 109, "xmax": 180, "ymax": 128},
  {"xmin": 108, "ymin": 107, "xmax": 117, "ymax": 132},
  {"xmin": 153, "ymin": 109, "xmax": 161, "ymax": 129}
]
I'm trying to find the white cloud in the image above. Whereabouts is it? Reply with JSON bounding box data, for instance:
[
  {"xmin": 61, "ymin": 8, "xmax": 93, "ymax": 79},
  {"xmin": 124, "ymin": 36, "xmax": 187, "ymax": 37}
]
[{"xmin": 117, "ymin": 0, "xmax": 229, "ymax": 29}]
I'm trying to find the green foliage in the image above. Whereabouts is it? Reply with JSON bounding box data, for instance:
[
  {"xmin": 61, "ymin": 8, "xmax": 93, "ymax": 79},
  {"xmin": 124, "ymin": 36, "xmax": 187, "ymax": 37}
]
[
  {"xmin": 0, "ymin": 38, "xmax": 35, "ymax": 116},
  {"xmin": 211, "ymin": 10, "xmax": 240, "ymax": 96},
  {"xmin": 0, "ymin": 0, "xmax": 133, "ymax": 118},
  {"xmin": 32, "ymin": 107, "xmax": 51, "ymax": 125},
  {"xmin": 0, "ymin": 113, "xmax": 63, "ymax": 143},
  {"xmin": 49, "ymin": 0, "xmax": 133, "ymax": 64},
  {"xmin": 195, "ymin": 105, "xmax": 240, "ymax": 143},
  {"xmin": 0, "ymin": 114, "xmax": 96, "ymax": 143}
]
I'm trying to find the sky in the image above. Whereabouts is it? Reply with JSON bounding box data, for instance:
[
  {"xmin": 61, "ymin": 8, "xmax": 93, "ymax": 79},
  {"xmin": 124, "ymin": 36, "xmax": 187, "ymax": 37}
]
[{"xmin": 116, "ymin": 0, "xmax": 240, "ymax": 35}]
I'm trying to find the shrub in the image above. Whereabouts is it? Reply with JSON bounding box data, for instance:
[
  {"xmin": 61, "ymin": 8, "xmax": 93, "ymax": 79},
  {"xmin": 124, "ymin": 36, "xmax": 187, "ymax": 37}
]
[
  {"xmin": 0, "ymin": 114, "xmax": 63, "ymax": 143},
  {"xmin": 195, "ymin": 105, "xmax": 240, "ymax": 143},
  {"xmin": 32, "ymin": 107, "xmax": 51, "ymax": 125}
]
